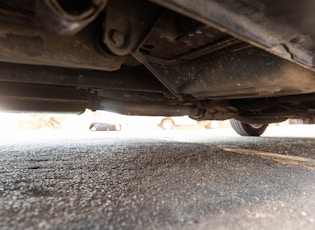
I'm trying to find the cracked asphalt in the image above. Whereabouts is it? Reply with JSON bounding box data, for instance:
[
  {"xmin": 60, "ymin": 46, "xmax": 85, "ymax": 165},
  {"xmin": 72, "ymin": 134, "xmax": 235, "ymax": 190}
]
[{"xmin": 1, "ymin": 126, "xmax": 315, "ymax": 229}]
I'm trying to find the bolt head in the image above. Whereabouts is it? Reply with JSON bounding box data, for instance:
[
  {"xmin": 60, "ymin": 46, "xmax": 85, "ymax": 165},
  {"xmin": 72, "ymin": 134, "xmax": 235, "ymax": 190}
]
[{"xmin": 110, "ymin": 30, "xmax": 125, "ymax": 48}]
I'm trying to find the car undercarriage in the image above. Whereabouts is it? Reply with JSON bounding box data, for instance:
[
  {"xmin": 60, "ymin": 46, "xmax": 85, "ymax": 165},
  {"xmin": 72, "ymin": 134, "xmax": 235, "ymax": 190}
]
[{"xmin": 0, "ymin": 0, "xmax": 315, "ymax": 132}]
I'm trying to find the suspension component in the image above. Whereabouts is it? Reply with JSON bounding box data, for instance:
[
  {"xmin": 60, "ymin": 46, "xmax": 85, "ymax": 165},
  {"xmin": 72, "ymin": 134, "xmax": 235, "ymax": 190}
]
[{"xmin": 36, "ymin": 0, "xmax": 108, "ymax": 35}]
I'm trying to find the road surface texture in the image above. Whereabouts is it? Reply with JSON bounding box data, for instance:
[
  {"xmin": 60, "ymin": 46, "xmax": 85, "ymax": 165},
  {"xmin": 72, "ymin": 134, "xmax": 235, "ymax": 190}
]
[{"xmin": 1, "ymin": 126, "xmax": 315, "ymax": 229}]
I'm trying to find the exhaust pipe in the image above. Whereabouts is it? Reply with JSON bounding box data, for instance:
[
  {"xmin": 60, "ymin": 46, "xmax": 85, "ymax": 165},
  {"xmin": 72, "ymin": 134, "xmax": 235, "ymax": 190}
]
[
  {"xmin": 100, "ymin": 99, "xmax": 197, "ymax": 117},
  {"xmin": 36, "ymin": 0, "xmax": 107, "ymax": 35}
]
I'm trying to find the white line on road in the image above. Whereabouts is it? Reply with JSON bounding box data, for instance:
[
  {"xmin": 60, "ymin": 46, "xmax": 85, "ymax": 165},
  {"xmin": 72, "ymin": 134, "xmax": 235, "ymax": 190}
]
[{"xmin": 223, "ymin": 148, "xmax": 315, "ymax": 170}]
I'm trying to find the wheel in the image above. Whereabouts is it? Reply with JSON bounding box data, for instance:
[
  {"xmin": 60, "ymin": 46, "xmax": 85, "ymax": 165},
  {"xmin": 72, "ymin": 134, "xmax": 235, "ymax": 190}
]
[
  {"xmin": 115, "ymin": 124, "xmax": 122, "ymax": 131},
  {"xmin": 230, "ymin": 119, "xmax": 268, "ymax": 136},
  {"xmin": 160, "ymin": 118, "xmax": 174, "ymax": 130},
  {"xmin": 89, "ymin": 122, "xmax": 97, "ymax": 131}
]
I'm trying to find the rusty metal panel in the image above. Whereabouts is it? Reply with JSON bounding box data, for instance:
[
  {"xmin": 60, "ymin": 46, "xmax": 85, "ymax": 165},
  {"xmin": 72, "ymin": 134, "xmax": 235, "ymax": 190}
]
[
  {"xmin": 0, "ymin": 9, "xmax": 124, "ymax": 71},
  {"xmin": 151, "ymin": 0, "xmax": 315, "ymax": 69},
  {"xmin": 149, "ymin": 47, "xmax": 315, "ymax": 99}
]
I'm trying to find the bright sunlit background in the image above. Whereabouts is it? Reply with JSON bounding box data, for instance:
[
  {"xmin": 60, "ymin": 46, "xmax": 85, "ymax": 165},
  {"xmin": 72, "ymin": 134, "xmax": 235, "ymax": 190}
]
[{"xmin": 0, "ymin": 110, "xmax": 314, "ymax": 142}]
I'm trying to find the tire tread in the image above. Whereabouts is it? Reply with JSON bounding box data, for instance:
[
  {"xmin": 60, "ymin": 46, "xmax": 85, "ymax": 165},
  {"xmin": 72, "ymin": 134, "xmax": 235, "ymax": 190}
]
[{"xmin": 230, "ymin": 119, "xmax": 268, "ymax": 136}]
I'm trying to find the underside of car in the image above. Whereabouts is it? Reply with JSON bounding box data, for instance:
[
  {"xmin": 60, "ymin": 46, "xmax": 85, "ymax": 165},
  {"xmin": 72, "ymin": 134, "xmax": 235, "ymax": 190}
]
[{"xmin": 0, "ymin": 0, "xmax": 315, "ymax": 135}]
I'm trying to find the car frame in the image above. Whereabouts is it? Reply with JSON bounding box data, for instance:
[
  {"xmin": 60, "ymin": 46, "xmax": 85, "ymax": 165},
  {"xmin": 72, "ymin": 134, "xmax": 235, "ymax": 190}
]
[{"xmin": 0, "ymin": 1, "xmax": 314, "ymax": 136}]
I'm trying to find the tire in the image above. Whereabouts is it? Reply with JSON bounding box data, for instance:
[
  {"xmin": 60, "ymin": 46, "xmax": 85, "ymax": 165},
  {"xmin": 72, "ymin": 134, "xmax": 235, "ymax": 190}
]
[
  {"xmin": 89, "ymin": 122, "xmax": 97, "ymax": 131},
  {"xmin": 160, "ymin": 118, "xmax": 174, "ymax": 130},
  {"xmin": 115, "ymin": 124, "xmax": 122, "ymax": 131},
  {"xmin": 230, "ymin": 119, "xmax": 268, "ymax": 136}
]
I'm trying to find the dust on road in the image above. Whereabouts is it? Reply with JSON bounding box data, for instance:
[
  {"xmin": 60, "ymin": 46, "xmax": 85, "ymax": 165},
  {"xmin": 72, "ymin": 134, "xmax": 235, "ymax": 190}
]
[{"xmin": 0, "ymin": 128, "xmax": 315, "ymax": 229}]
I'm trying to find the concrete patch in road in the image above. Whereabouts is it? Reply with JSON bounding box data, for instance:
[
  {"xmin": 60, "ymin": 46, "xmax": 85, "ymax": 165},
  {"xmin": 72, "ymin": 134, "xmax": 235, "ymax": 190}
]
[{"xmin": 223, "ymin": 148, "xmax": 315, "ymax": 170}]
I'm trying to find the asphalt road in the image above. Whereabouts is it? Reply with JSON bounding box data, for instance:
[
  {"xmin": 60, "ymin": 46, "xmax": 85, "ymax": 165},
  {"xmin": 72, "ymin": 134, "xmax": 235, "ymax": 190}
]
[{"xmin": 1, "ymin": 126, "xmax": 315, "ymax": 229}]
